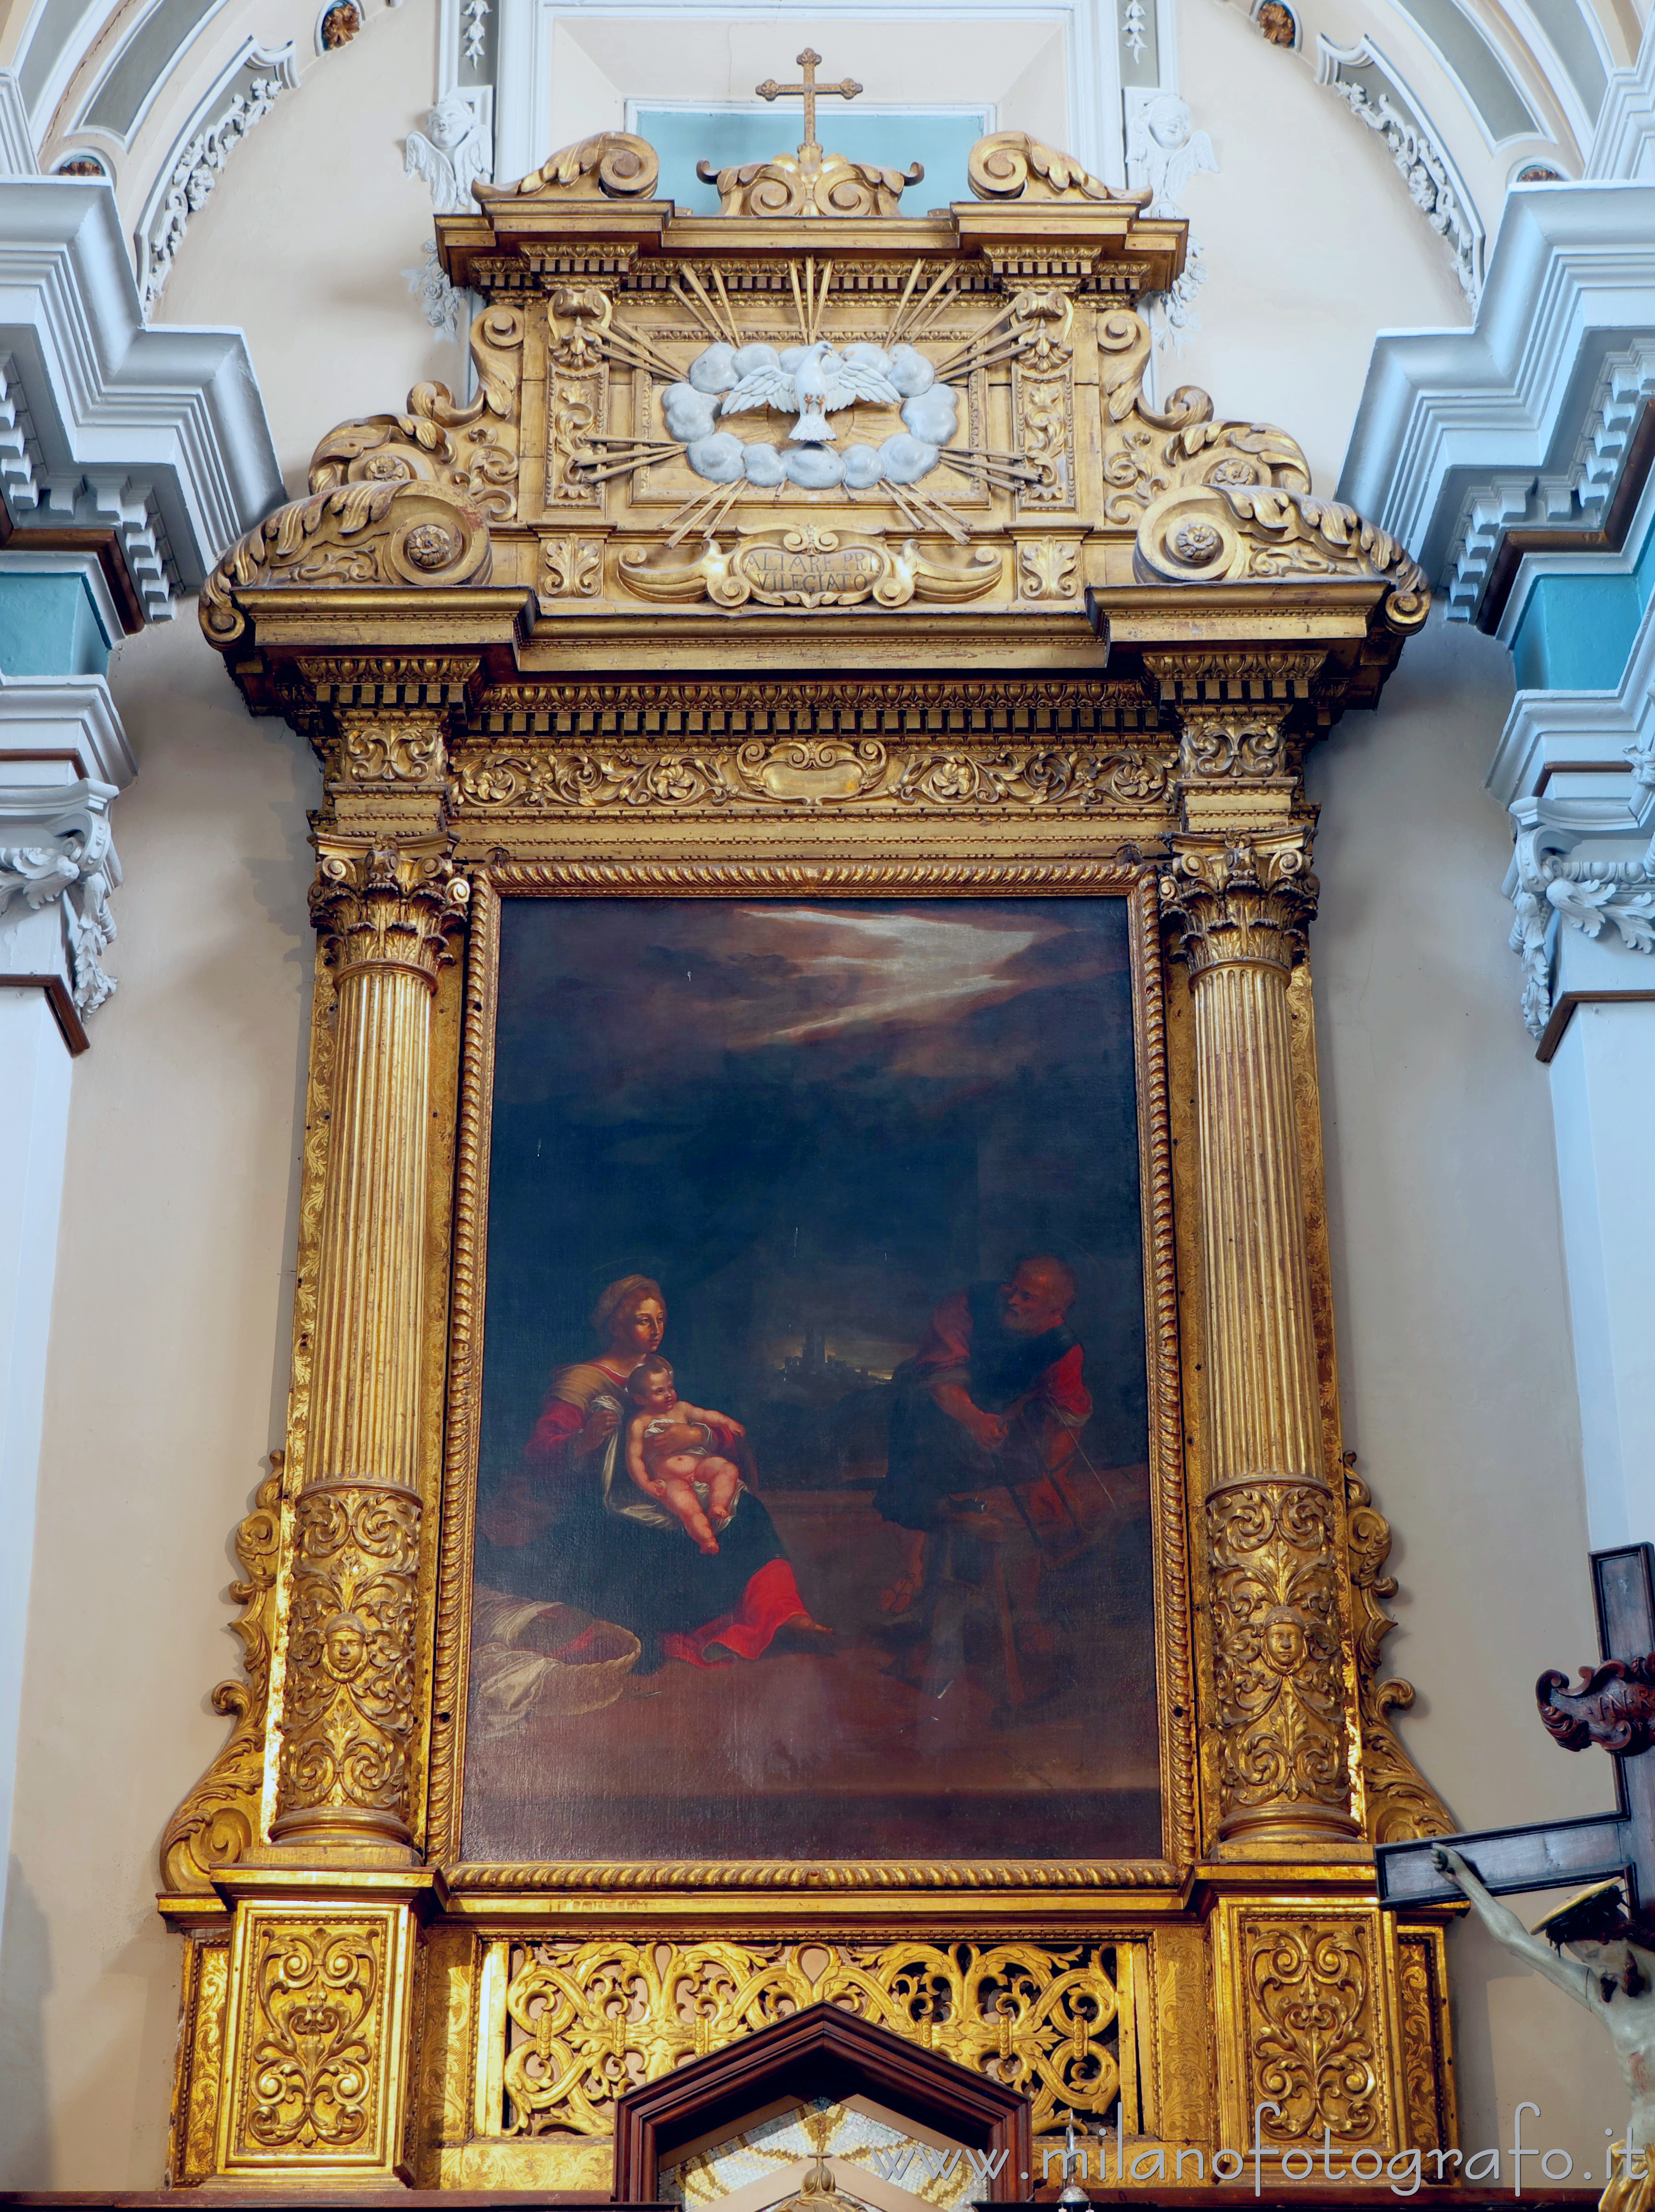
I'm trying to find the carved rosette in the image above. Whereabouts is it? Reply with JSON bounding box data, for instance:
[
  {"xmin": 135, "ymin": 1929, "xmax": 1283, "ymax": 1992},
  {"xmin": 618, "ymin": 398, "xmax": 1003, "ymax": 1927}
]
[{"xmin": 274, "ymin": 1483, "xmax": 421, "ymax": 1844}]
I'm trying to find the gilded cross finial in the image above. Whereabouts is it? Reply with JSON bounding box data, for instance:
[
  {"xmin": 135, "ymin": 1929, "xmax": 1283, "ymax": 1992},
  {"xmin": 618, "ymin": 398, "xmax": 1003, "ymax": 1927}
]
[{"xmin": 756, "ymin": 49, "xmax": 862, "ymax": 155}]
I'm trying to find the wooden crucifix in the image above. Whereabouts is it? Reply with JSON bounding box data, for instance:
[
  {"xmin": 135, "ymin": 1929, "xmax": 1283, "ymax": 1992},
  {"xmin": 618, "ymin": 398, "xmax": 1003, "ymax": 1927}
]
[
  {"xmin": 1378, "ymin": 1543, "xmax": 1655, "ymax": 1911},
  {"xmin": 756, "ymin": 49, "xmax": 863, "ymax": 155}
]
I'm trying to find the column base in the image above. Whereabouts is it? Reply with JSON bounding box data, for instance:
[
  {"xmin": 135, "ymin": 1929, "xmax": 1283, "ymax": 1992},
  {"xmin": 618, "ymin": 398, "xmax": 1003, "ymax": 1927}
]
[{"xmin": 184, "ymin": 1866, "xmax": 445, "ymax": 2191}]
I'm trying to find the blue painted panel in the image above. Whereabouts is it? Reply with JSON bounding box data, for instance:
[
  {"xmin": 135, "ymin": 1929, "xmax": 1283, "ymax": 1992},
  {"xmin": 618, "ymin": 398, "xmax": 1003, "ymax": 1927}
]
[
  {"xmin": 632, "ymin": 105, "xmax": 988, "ymax": 218},
  {"xmin": 0, "ymin": 572, "xmax": 112, "ymax": 677},
  {"xmin": 1510, "ymin": 512, "xmax": 1655, "ymax": 692}
]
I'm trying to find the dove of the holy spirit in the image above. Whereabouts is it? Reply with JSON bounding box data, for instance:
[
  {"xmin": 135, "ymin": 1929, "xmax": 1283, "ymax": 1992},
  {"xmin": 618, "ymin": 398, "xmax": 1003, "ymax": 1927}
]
[{"xmin": 719, "ymin": 340, "xmax": 902, "ymax": 445}]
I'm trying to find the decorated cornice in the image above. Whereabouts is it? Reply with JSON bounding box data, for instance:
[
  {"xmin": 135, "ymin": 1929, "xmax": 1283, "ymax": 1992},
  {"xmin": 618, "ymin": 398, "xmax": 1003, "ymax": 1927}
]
[
  {"xmin": 1340, "ymin": 24, "xmax": 1655, "ymax": 626},
  {"xmin": 198, "ymin": 129, "xmax": 1425, "ymax": 756},
  {"xmin": 0, "ymin": 174, "xmax": 281, "ymax": 621},
  {"xmin": 1340, "ymin": 183, "xmax": 1655, "ymax": 622}
]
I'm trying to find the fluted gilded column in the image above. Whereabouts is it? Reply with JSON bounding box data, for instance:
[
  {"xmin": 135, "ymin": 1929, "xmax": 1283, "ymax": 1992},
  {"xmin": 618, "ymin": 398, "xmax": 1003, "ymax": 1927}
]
[
  {"xmin": 270, "ymin": 836, "xmax": 469, "ymax": 1850},
  {"xmin": 1158, "ymin": 663, "xmax": 1358, "ymax": 1847}
]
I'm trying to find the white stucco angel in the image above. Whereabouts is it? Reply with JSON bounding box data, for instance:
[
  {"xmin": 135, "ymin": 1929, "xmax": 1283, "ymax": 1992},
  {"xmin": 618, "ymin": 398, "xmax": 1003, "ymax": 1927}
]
[
  {"xmin": 1435, "ymin": 1846, "xmax": 1655, "ymax": 2212},
  {"xmin": 1126, "ymin": 92, "xmax": 1219, "ymax": 218},
  {"xmin": 404, "ymin": 92, "xmax": 491, "ymax": 213}
]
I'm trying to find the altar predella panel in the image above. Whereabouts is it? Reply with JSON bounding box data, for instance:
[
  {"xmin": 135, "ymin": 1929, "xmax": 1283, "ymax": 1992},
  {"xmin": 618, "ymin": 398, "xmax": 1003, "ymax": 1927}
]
[{"xmin": 156, "ymin": 95, "xmax": 1471, "ymax": 2194}]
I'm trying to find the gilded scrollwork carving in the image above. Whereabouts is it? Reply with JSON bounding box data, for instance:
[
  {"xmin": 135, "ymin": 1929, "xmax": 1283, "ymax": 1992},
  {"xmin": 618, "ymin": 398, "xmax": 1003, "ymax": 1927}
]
[
  {"xmin": 967, "ymin": 132, "xmax": 1115, "ymax": 202},
  {"xmin": 1176, "ymin": 710, "xmax": 1287, "ymax": 779},
  {"xmin": 453, "ymin": 738, "xmax": 1168, "ymax": 812},
  {"xmin": 1098, "ymin": 309, "xmax": 1311, "ymax": 527},
  {"xmin": 308, "ymin": 844, "xmax": 471, "ymax": 989},
  {"xmin": 234, "ymin": 1918, "xmax": 386, "ymax": 2153},
  {"xmin": 1344, "ymin": 1457, "xmax": 1454, "ymax": 1843},
  {"xmin": 475, "ymin": 131, "xmax": 660, "ymax": 203},
  {"xmin": 1207, "ymin": 1483, "xmax": 1351, "ymax": 1826},
  {"xmin": 539, "ymin": 535, "xmax": 603, "ymax": 599},
  {"xmin": 1394, "ymin": 1932, "xmax": 1451, "ymax": 2150},
  {"xmin": 199, "ymin": 481, "xmax": 490, "ymax": 649},
  {"xmin": 338, "ymin": 713, "xmax": 447, "ymax": 786},
  {"xmin": 159, "ymin": 1457, "xmax": 284, "ymax": 1892},
  {"xmin": 179, "ymin": 1938, "xmax": 230, "ymax": 2181},
  {"xmin": 272, "ymin": 1483, "xmax": 421, "ymax": 1841},
  {"xmin": 698, "ymin": 145, "xmax": 923, "ymax": 219},
  {"xmin": 1136, "ymin": 480, "xmax": 1430, "ymax": 631},
  {"xmin": 1017, "ymin": 539, "xmax": 1079, "ymax": 599},
  {"xmin": 616, "ymin": 527, "xmax": 1002, "ymax": 610},
  {"xmin": 1012, "ymin": 291, "xmax": 1075, "ymax": 510},
  {"xmin": 501, "ymin": 1938, "xmax": 1122, "ymax": 2138},
  {"xmin": 1239, "ymin": 1917, "xmax": 1385, "ymax": 2144},
  {"xmin": 307, "ymin": 305, "xmax": 524, "ymax": 523}
]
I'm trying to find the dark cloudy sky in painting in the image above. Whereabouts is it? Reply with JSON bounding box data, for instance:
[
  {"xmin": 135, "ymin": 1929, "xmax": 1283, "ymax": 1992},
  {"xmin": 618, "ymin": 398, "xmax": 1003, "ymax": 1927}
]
[{"xmin": 479, "ymin": 896, "xmax": 1147, "ymax": 1486}]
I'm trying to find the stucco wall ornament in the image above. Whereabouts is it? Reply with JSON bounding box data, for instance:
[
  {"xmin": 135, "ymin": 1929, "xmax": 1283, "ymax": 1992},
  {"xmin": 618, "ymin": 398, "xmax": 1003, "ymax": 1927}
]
[
  {"xmin": 1509, "ymin": 818, "xmax": 1655, "ymax": 1037},
  {"xmin": 0, "ymin": 779, "xmax": 122, "ymax": 1013},
  {"xmin": 1125, "ymin": 94, "xmax": 1220, "ymax": 354},
  {"xmin": 405, "ymin": 91, "xmax": 492, "ymax": 214},
  {"xmin": 138, "ymin": 41, "xmax": 299, "ymax": 317},
  {"xmin": 1316, "ymin": 42, "xmax": 1481, "ymax": 304}
]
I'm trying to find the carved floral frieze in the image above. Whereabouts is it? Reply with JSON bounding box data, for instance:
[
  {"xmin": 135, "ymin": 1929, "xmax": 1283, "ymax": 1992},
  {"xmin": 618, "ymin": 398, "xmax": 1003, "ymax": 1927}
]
[{"xmin": 453, "ymin": 735, "xmax": 1170, "ymax": 812}]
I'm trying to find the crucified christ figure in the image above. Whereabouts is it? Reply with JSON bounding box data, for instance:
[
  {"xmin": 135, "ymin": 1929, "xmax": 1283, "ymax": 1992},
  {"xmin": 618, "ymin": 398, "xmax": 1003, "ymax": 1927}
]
[{"xmin": 1435, "ymin": 1844, "xmax": 1655, "ymax": 2209}]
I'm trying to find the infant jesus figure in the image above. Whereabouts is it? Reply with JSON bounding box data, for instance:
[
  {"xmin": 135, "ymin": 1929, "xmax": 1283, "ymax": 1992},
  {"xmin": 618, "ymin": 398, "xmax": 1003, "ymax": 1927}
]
[{"xmin": 624, "ymin": 1355, "xmax": 745, "ymax": 1554}]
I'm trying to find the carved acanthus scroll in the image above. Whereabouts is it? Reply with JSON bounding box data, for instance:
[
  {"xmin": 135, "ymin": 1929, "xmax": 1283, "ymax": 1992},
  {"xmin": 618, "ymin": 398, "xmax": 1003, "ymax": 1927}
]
[
  {"xmin": 967, "ymin": 133, "xmax": 1117, "ymax": 202},
  {"xmin": 159, "ymin": 1457, "xmax": 285, "ymax": 1892},
  {"xmin": 1345, "ymin": 1456, "xmax": 1455, "ymax": 1843},
  {"xmin": 474, "ymin": 131, "xmax": 660, "ymax": 203},
  {"xmin": 199, "ymin": 482, "xmax": 490, "ymax": 649},
  {"xmin": 306, "ymin": 303, "xmax": 524, "ymax": 522}
]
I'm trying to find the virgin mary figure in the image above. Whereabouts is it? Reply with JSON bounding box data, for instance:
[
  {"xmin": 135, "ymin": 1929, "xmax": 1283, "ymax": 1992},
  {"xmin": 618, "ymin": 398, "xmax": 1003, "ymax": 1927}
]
[{"xmin": 475, "ymin": 1275, "xmax": 829, "ymax": 1670}]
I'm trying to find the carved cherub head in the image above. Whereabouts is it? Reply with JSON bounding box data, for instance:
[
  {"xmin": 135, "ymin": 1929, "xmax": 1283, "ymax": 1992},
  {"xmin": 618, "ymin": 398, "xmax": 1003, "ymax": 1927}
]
[
  {"xmin": 1261, "ymin": 1606, "xmax": 1310, "ymax": 1675},
  {"xmin": 321, "ymin": 1609, "xmax": 370, "ymax": 1682}
]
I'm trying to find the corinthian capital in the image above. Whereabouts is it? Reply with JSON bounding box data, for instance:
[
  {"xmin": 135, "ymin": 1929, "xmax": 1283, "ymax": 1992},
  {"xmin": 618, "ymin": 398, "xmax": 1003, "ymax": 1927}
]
[
  {"xmin": 1160, "ymin": 830, "xmax": 1318, "ymax": 978},
  {"xmin": 309, "ymin": 840, "xmax": 471, "ymax": 988}
]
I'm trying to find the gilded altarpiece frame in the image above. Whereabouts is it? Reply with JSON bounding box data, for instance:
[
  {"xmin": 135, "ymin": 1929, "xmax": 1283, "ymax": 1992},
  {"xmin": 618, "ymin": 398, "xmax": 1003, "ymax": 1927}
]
[{"xmin": 159, "ymin": 120, "xmax": 1462, "ymax": 2192}]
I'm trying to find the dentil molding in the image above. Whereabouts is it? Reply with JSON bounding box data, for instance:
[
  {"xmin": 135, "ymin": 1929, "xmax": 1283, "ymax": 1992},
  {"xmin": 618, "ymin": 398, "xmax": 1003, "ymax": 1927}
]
[{"xmin": 1339, "ymin": 182, "xmax": 1655, "ymax": 618}]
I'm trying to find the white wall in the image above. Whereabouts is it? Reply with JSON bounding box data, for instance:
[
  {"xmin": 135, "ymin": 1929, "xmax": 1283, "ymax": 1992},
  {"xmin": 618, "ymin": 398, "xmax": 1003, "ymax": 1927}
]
[
  {"xmin": 1171, "ymin": 0, "xmax": 1473, "ymax": 496},
  {"xmin": 0, "ymin": 0, "xmax": 1617, "ymax": 2183},
  {"xmin": 1310, "ymin": 610, "xmax": 1622, "ymax": 2165},
  {"xmin": 0, "ymin": 3, "xmax": 429, "ymax": 2188}
]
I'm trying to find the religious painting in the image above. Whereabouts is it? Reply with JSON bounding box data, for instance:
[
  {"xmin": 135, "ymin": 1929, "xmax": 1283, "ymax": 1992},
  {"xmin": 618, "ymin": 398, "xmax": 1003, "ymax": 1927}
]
[{"xmin": 458, "ymin": 893, "xmax": 1162, "ymax": 1862}]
